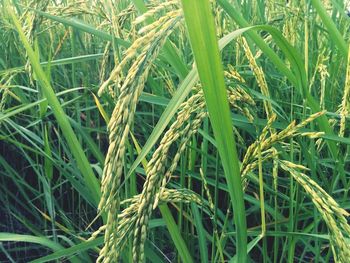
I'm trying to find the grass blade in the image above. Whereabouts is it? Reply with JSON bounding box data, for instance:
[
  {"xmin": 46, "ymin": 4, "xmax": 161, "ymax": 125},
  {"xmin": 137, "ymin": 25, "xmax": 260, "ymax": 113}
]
[
  {"xmin": 159, "ymin": 205, "xmax": 194, "ymax": 263},
  {"xmin": 29, "ymin": 9, "xmax": 129, "ymax": 47},
  {"xmin": 0, "ymin": 233, "xmax": 79, "ymax": 263},
  {"xmin": 180, "ymin": 0, "xmax": 247, "ymax": 261},
  {"xmin": 29, "ymin": 237, "xmax": 103, "ymax": 263},
  {"xmin": 191, "ymin": 203, "xmax": 208, "ymax": 263}
]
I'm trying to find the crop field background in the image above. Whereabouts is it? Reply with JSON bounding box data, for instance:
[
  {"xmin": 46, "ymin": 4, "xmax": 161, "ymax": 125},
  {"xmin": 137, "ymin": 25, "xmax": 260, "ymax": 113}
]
[{"xmin": 1, "ymin": 0, "xmax": 350, "ymax": 262}]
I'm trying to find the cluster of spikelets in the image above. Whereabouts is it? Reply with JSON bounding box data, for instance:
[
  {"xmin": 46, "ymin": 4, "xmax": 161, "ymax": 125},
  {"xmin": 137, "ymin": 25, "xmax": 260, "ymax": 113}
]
[
  {"xmin": 94, "ymin": 3, "xmax": 185, "ymax": 262},
  {"xmin": 241, "ymin": 37, "xmax": 274, "ymax": 120},
  {"xmin": 280, "ymin": 161, "xmax": 350, "ymax": 262},
  {"xmin": 47, "ymin": 1, "xmax": 96, "ymax": 16},
  {"xmin": 239, "ymin": 109, "xmax": 350, "ymax": 262},
  {"xmin": 89, "ymin": 188, "xmax": 205, "ymax": 261},
  {"xmin": 239, "ymin": 110, "xmax": 350, "ymax": 262},
  {"xmin": 338, "ymin": 45, "xmax": 350, "ymax": 138},
  {"xmin": 241, "ymin": 111, "xmax": 325, "ymax": 184},
  {"xmin": 91, "ymin": 2, "xmax": 350, "ymax": 263},
  {"xmin": 95, "ymin": 4, "xmax": 183, "ymax": 262}
]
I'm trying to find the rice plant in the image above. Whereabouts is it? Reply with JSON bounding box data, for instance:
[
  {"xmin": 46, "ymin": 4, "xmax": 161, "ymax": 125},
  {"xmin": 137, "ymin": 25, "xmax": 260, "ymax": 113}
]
[{"xmin": 1, "ymin": 0, "xmax": 350, "ymax": 262}]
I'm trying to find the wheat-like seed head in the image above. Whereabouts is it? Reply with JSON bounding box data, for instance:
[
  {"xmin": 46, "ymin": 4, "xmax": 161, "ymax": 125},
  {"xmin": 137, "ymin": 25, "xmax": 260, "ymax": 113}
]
[
  {"xmin": 96, "ymin": 10, "xmax": 183, "ymax": 263},
  {"xmin": 225, "ymin": 64, "xmax": 246, "ymax": 83},
  {"xmin": 241, "ymin": 37, "xmax": 274, "ymax": 121},
  {"xmin": 131, "ymin": 92, "xmax": 205, "ymax": 262},
  {"xmin": 280, "ymin": 161, "xmax": 350, "ymax": 262},
  {"xmin": 241, "ymin": 111, "xmax": 325, "ymax": 186},
  {"xmin": 93, "ymin": 188, "xmax": 203, "ymax": 262},
  {"xmin": 131, "ymin": 86, "xmax": 255, "ymax": 262},
  {"xmin": 339, "ymin": 44, "xmax": 350, "ymax": 138}
]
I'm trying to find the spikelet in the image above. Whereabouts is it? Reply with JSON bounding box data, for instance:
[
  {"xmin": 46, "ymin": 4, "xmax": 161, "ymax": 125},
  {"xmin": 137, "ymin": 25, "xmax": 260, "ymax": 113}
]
[
  {"xmin": 48, "ymin": 1, "xmax": 95, "ymax": 16},
  {"xmin": 0, "ymin": 75, "xmax": 15, "ymax": 112},
  {"xmin": 294, "ymin": 110, "xmax": 326, "ymax": 130},
  {"xmin": 98, "ymin": 9, "xmax": 182, "ymax": 97},
  {"xmin": 300, "ymin": 131, "xmax": 325, "ymax": 139},
  {"xmin": 225, "ymin": 64, "xmax": 245, "ymax": 83},
  {"xmin": 227, "ymin": 86, "xmax": 255, "ymax": 122},
  {"xmin": 133, "ymin": 1, "xmax": 178, "ymax": 25},
  {"xmin": 241, "ymin": 37, "xmax": 274, "ymax": 121},
  {"xmin": 137, "ymin": 10, "xmax": 181, "ymax": 35},
  {"xmin": 199, "ymin": 168, "xmax": 215, "ymax": 211},
  {"xmin": 339, "ymin": 44, "xmax": 350, "ymax": 138},
  {"xmin": 99, "ymin": 42, "xmax": 112, "ymax": 88},
  {"xmin": 318, "ymin": 59, "xmax": 330, "ymax": 110},
  {"xmin": 308, "ymin": 52, "xmax": 329, "ymax": 109}
]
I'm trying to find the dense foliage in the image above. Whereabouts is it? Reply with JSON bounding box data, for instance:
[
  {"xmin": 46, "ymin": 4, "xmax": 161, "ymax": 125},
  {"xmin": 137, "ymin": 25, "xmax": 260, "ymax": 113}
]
[{"xmin": 1, "ymin": 0, "xmax": 350, "ymax": 262}]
